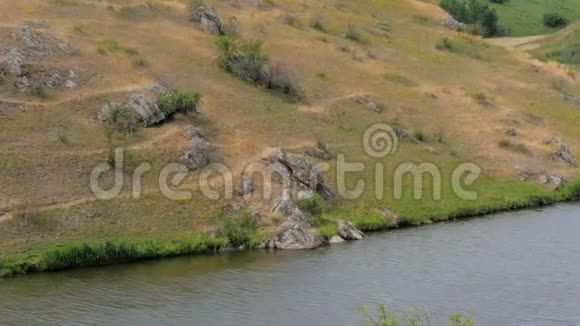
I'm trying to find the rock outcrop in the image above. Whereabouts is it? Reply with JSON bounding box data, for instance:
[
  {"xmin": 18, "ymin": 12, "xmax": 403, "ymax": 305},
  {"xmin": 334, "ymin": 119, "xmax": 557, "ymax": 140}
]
[
  {"xmin": 191, "ymin": 5, "xmax": 224, "ymax": 35},
  {"xmin": 336, "ymin": 219, "xmax": 365, "ymax": 240},
  {"xmin": 329, "ymin": 235, "xmax": 345, "ymax": 244},
  {"xmin": 562, "ymin": 94, "xmax": 580, "ymax": 105},
  {"xmin": 304, "ymin": 145, "xmax": 332, "ymax": 161},
  {"xmin": 442, "ymin": 17, "xmax": 463, "ymax": 31},
  {"xmin": 0, "ymin": 49, "xmax": 25, "ymax": 76},
  {"xmin": 273, "ymin": 223, "xmax": 323, "ymax": 250},
  {"xmin": 353, "ymin": 95, "xmax": 383, "ymax": 113},
  {"xmin": 550, "ymin": 145, "xmax": 576, "ymax": 167},
  {"xmin": 128, "ymin": 92, "xmax": 166, "ymax": 126},
  {"xmin": 538, "ymin": 174, "xmax": 567, "ymax": 191},
  {"xmin": 265, "ymin": 149, "xmax": 335, "ymax": 202}
]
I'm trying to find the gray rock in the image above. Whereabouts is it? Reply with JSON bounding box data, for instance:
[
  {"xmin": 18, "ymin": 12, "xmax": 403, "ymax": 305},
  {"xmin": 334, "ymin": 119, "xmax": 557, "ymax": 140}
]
[
  {"xmin": 562, "ymin": 94, "xmax": 580, "ymax": 105},
  {"xmin": 336, "ymin": 219, "xmax": 365, "ymax": 241},
  {"xmin": 44, "ymin": 72, "xmax": 61, "ymax": 88},
  {"xmin": 19, "ymin": 24, "xmax": 51, "ymax": 56},
  {"xmin": 271, "ymin": 189, "xmax": 307, "ymax": 225},
  {"xmin": 354, "ymin": 95, "xmax": 383, "ymax": 113},
  {"xmin": 0, "ymin": 48, "xmax": 25, "ymax": 76},
  {"xmin": 329, "ymin": 235, "xmax": 345, "ymax": 244},
  {"xmin": 191, "ymin": 6, "xmax": 223, "ymax": 35},
  {"xmin": 506, "ymin": 127, "xmax": 517, "ymax": 137},
  {"xmin": 538, "ymin": 174, "xmax": 567, "ymax": 190},
  {"xmin": 442, "ymin": 17, "xmax": 463, "ymax": 31},
  {"xmin": 270, "ymin": 149, "xmax": 335, "ymax": 202},
  {"xmin": 128, "ymin": 92, "xmax": 166, "ymax": 126},
  {"xmin": 550, "ymin": 145, "xmax": 576, "ymax": 167},
  {"xmin": 58, "ymin": 41, "xmax": 75, "ymax": 55},
  {"xmin": 273, "ymin": 223, "xmax": 323, "ymax": 250},
  {"xmin": 65, "ymin": 79, "xmax": 78, "ymax": 89},
  {"xmin": 182, "ymin": 126, "xmax": 212, "ymax": 171},
  {"xmin": 15, "ymin": 76, "xmax": 31, "ymax": 93},
  {"xmin": 304, "ymin": 146, "xmax": 332, "ymax": 161}
]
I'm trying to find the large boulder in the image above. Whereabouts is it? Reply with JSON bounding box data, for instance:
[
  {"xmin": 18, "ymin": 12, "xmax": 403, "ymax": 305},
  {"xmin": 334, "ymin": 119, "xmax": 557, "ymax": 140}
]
[
  {"xmin": 191, "ymin": 6, "xmax": 224, "ymax": 35},
  {"xmin": 273, "ymin": 223, "xmax": 323, "ymax": 250},
  {"xmin": 336, "ymin": 219, "xmax": 365, "ymax": 241},
  {"xmin": 128, "ymin": 92, "xmax": 166, "ymax": 126},
  {"xmin": 0, "ymin": 49, "xmax": 25, "ymax": 76}
]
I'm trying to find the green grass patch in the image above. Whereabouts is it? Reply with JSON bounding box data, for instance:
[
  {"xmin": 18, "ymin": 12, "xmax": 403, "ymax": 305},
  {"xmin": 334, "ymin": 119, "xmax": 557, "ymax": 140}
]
[
  {"xmin": 435, "ymin": 35, "xmax": 493, "ymax": 61},
  {"xmin": 0, "ymin": 233, "xmax": 228, "ymax": 277},
  {"xmin": 384, "ymin": 72, "xmax": 419, "ymax": 88},
  {"xmin": 97, "ymin": 39, "xmax": 139, "ymax": 56},
  {"xmin": 532, "ymin": 26, "xmax": 580, "ymax": 67}
]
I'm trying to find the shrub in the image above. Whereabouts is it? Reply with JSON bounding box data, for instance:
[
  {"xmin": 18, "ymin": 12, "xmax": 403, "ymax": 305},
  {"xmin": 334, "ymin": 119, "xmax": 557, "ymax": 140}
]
[
  {"xmin": 345, "ymin": 24, "xmax": 361, "ymax": 42},
  {"xmin": 311, "ymin": 16, "xmax": 326, "ymax": 31},
  {"xmin": 297, "ymin": 193, "xmax": 327, "ymax": 217},
  {"xmin": 31, "ymin": 83, "xmax": 48, "ymax": 99},
  {"xmin": 96, "ymin": 39, "xmax": 138, "ymax": 56},
  {"xmin": 216, "ymin": 33, "xmax": 303, "ymax": 100},
  {"xmin": 158, "ymin": 89, "xmax": 201, "ymax": 116},
  {"xmin": 498, "ymin": 139, "xmax": 530, "ymax": 154},
  {"xmin": 414, "ymin": 129, "xmax": 426, "ymax": 142},
  {"xmin": 220, "ymin": 215, "xmax": 259, "ymax": 248},
  {"xmin": 543, "ymin": 13, "xmax": 568, "ymax": 28},
  {"xmin": 439, "ymin": 0, "xmax": 499, "ymax": 37},
  {"xmin": 102, "ymin": 103, "xmax": 140, "ymax": 135},
  {"xmin": 360, "ymin": 305, "xmax": 475, "ymax": 326}
]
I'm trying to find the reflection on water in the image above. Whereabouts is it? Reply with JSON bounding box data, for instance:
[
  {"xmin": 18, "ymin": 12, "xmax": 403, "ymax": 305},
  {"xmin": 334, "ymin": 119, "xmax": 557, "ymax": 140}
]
[{"xmin": 1, "ymin": 203, "xmax": 579, "ymax": 326}]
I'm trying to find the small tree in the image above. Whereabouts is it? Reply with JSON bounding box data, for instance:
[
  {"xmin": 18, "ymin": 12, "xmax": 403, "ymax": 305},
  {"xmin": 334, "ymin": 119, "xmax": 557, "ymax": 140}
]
[{"xmin": 543, "ymin": 13, "xmax": 568, "ymax": 28}]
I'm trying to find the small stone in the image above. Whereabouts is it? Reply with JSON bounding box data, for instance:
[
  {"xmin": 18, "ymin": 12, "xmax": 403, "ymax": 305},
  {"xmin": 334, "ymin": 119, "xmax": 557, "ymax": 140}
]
[
  {"xmin": 329, "ymin": 235, "xmax": 345, "ymax": 244},
  {"xmin": 336, "ymin": 219, "xmax": 365, "ymax": 241},
  {"xmin": 506, "ymin": 127, "xmax": 517, "ymax": 137}
]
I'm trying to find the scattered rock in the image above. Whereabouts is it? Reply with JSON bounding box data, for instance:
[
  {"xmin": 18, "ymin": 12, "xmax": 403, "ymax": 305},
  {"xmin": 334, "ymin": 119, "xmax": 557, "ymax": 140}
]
[
  {"xmin": 304, "ymin": 145, "xmax": 332, "ymax": 161},
  {"xmin": 273, "ymin": 223, "xmax": 323, "ymax": 250},
  {"xmin": 506, "ymin": 127, "xmax": 517, "ymax": 137},
  {"xmin": 58, "ymin": 41, "xmax": 75, "ymax": 55},
  {"xmin": 0, "ymin": 48, "xmax": 25, "ymax": 76},
  {"xmin": 150, "ymin": 82, "xmax": 168, "ymax": 94},
  {"xmin": 562, "ymin": 94, "xmax": 580, "ymax": 105},
  {"xmin": 544, "ymin": 137, "xmax": 559, "ymax": 146},
  {"xmin": 538, "ymin": 174, "xmax": 567, "ymax": 191},
  {"xmin": 353, "ymin": 95, "xmax": 383, "ymax": 113},
  {"xmin": 549, "ymin": 145, "xmax": 576, "ymax": 167},
  {"xmin": 128, "ymin": 92, "xmax": 166, "ymax": 126},
  {"xmin": 329, "ymin": 235, "xmax": 345, "ymax": 244},
  {"xmin": 15, "ymin": 76, "xmax": 31, "ymax": 93},
  {"xmin": 183, "ymin": 125, "xmax": 212, "ymax": 170},
  {"xmin": 393, "ymin": 127, "xmax": 409, "ymax": 139},
  {"xmin": 376, "ymin": 208, "xmax": 401, "ymax": 226},
  {"xmin": 336, "ymin": 219, "xmax": 365, "ymax": 240},
  {"xmin": 442, "ymin": 16, "xmax": 463, "ymax": 31},
  {"xmin": 191, "ymin": 5, "xmax": 224, "ymax": 35},
  {"xmin": 43, "ymin": 72, "xmax": 61, "ymax": 88},
  {"xmin": 516, "ymin": 167, "xmax": 532, "ymax": 181}
]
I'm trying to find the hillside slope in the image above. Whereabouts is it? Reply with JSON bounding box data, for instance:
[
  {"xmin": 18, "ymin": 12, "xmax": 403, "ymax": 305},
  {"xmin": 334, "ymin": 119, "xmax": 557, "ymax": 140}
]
[{"xmin": 0, "ymin": 0, "xmax": 579, "ymax": 273}]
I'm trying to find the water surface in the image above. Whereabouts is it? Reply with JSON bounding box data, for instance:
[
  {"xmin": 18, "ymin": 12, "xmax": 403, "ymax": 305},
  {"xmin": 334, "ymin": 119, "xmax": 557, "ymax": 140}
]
[{"xmin": 1, "ymin": 203, "xmax": 579, "ymax": 326}]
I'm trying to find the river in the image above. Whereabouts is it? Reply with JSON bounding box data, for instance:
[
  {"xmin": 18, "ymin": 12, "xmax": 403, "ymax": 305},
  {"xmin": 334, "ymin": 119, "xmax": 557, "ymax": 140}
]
[{"xmin": 1, "ymin": 203, "xmax": 579, "ymax": 326}]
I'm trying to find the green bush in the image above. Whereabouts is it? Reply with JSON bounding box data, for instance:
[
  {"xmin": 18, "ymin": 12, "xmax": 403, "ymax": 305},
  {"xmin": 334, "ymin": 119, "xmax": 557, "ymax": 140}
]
[
  {"xmin": 439, "ymin": 0, "xmax": 499, "ymax": 36},
  {"xmin": 297, "ymin": 193, "xmax": 327, "ymax": 217},
  {"xmin": 216, "ymin": 33, "xmax": 303, "ymax": 100},
  {"xmin": 543, "ymin": 13, "xmax": 568, "ymax": 28},
  {"xmin": 158, "ymin": 89, "xmax": 201, "ymax": 116},
  {"xmin": 102, "ymin": 103, "xmax": 140, "ymax": 135},
  {"xmin": 220, "ymin": 215, "xmax": 259, "ymax": 248},
  {"xmin": 360, "ymin": 305, "xmax": 475, "ymax": 326},
  {"xmin": 31, "ymin": 83, "xmax": 48, "ymax": 99}
]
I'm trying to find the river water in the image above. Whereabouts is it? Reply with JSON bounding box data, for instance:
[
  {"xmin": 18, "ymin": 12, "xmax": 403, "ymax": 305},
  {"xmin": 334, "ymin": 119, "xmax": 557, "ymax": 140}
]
[{"xmin": 1, "ymin": 203, "xmax": 579, "ymax": 326}]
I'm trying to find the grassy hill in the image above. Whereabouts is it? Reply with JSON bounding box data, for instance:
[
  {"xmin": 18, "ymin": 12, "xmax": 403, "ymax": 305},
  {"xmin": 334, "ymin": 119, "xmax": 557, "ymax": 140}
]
[
  {"xmin": 531, "ymin": 23, "xmax": 580, "ymax": 67},
  {"xmin": 422, "ymin": 0, "xmax": 580, "ymax": 36},
  {"xmin": 0, "ymin": 0, "xmax": 579, "ymax": 275}
]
